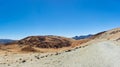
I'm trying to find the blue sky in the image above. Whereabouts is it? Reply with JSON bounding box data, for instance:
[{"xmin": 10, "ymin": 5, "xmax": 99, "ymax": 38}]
[{"xmin": 0, "ymin": 0, "xmax": 120, "ymax": 39}]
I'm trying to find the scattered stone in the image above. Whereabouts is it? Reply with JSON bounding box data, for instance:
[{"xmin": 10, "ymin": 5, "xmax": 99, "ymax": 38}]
[
  {"xmin": 41, "ymin": 56, "xmax": 44, "ymax": 58},
  {"xmin": 35, "ymin": 56, "xmax": 40, "ymax": 59},
  {"xmin": 22, "ymin": 60, "xmax": 26, "ymax": 63},
  {"xmin": 65, "ymin": 50, "xmax": 71, "ymax": 52},
  {"xmin": 8, "ymin": 64, "xmax": 10, "ymax": 66},
  {"xmin": 19, "ymin": 58, "xmax": 22, "ymax": 60}
]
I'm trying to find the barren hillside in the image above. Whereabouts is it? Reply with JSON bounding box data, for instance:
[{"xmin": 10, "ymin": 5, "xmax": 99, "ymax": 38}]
[{"xmin": 0, "ymin": 36, "xmax": 76, "ymax": 53}]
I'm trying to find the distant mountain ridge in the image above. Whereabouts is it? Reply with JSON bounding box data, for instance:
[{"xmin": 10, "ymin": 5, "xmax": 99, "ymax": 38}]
[
  {"xmin": 0, "ymin": 39, "xmax": 15, "ymax": 44},
  {"xmin": 72, "ymin": 34, "xmax": 93, "ymax": 40}
]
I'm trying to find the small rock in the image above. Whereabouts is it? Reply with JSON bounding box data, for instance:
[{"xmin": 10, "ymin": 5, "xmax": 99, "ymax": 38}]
[{"xmin": 22, "ymin": 60, "xmax": 26, "ymax": 63}]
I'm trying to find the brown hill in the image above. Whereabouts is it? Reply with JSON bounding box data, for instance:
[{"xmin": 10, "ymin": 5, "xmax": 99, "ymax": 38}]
[
  {"xmin": 17, "ymin": 36, "xmax": 74, "ymax": 48},
  {"xmin": 0, "ymin": 36, "xmax": 75, "ymax": 53}
]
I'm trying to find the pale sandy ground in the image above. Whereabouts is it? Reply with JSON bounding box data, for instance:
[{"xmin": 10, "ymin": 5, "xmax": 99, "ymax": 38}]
[{"xmin": 0, "ymin": 39, "xmax": 120, "ymax": 67}]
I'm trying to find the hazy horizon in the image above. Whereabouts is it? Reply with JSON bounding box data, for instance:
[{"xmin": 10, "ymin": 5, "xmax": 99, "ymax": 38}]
[{"xmin": 0, "ymin": 0, "xmax": 120, "ymax": 39}]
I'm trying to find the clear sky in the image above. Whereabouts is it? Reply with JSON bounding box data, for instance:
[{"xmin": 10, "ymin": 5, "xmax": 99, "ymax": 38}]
[{"xmin": 0, "ymin": 0, "xmax": 120, "ymax": 39}]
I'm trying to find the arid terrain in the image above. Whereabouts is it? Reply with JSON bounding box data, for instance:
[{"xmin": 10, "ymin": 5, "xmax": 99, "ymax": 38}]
[{"xmin": 0, "ymin": 28, "xmax": 120, "ymax": 67}]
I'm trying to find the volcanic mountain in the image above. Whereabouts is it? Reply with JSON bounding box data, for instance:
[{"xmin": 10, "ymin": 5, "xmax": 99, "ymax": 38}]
[
  {"xmin": 0, "ymin": 36, "xmax": 75, "ymax": 53},
  {"xmin": 17, "ymin": 36, "xmax": 74, "ymax": 48}
]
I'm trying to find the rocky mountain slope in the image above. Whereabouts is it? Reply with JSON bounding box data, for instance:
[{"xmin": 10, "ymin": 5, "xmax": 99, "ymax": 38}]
[{"xmin": 0, "ymin": 28, "xmax": 120, "ymax": 67}]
